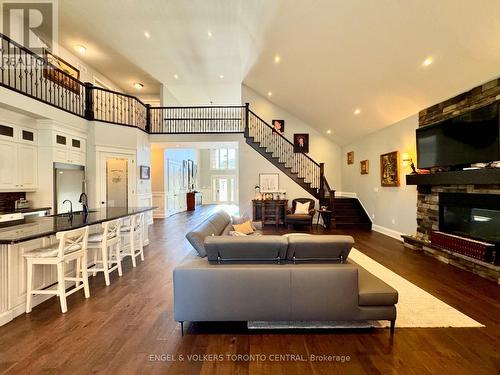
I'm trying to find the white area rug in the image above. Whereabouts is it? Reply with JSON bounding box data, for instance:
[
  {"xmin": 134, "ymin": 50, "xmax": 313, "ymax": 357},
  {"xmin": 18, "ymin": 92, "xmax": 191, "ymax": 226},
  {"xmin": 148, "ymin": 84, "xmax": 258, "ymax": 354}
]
[{"xmin": 249, "ymin": 248, "xmax": 484, "ymax": 330}]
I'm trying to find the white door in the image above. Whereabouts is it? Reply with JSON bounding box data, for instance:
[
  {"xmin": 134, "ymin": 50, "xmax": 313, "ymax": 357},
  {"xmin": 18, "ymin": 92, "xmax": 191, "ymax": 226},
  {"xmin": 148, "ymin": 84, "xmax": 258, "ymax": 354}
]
[
  {"xmin": 211, "ymin": 176, "xmax": 236, "ymax": 203},
  {"xmin": 98, "ymin": 152, "xmax": 136, "ymax": 208},
  {"xmin": 0, "ymin": 140, "xmax": 18, "ymax": 189},
  {"xmin": 167, "ymin": 159, "xmax": 183, "ymax": 215},
  {"xmin": 17, "ymin": 144, "xmax": 38, "ymax": 189}
]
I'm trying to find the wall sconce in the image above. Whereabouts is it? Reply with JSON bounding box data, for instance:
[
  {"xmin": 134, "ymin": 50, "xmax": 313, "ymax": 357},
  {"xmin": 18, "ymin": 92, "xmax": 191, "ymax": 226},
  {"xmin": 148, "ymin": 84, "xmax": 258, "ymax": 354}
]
[{"xmin": 402, "ymin": 153, "xmax": 418, "ymax": 174}]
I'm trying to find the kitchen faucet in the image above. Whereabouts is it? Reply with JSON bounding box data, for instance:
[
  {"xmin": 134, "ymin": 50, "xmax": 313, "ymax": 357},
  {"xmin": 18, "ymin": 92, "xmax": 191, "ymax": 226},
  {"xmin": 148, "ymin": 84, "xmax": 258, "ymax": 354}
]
[
  {"xmin": 78, "ymin": 193, "xmax": 89, "ymax": 214},
  {"xmin": 62, "ymin": 199, "xmax": 73, "ymax": 219}
]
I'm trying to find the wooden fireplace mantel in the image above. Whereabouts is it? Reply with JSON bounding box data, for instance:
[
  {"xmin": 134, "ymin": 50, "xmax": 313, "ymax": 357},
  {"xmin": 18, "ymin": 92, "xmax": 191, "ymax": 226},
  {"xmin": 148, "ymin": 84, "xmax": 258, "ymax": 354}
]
[{"xmin": 406, "ymin": 168, "xmax": 500, "ymax": 186}]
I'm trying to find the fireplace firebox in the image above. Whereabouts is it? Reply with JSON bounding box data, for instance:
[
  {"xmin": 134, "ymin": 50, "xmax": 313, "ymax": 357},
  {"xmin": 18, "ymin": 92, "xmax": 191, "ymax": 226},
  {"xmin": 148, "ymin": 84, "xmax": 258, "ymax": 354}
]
[{"xmin": 439, "ymin": 193, "xmax": 500, "ymax": 245}]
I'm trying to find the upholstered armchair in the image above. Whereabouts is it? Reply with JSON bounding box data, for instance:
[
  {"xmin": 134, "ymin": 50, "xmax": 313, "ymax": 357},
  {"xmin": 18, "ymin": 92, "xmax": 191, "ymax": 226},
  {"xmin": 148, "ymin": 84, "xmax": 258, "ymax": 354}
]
[{"xmin": 286, "ymin": 198, "xmax": 315, "ymax": 228}]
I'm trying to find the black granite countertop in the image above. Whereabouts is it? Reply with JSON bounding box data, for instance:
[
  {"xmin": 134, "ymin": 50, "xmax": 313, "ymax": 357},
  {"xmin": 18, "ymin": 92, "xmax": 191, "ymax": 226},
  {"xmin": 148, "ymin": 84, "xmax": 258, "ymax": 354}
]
[
  {"xmin": 0, "ymin": 207, "xmax": 155, "ymax": 244},
  {"xmin": 0, "ymin": 207, "xmax": 51, "ymax": 215}
]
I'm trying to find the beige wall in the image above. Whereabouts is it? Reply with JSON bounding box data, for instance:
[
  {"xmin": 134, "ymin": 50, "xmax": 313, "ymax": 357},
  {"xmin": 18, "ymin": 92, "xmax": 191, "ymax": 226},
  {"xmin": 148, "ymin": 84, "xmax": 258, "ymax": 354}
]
[
  {"xmin": 340, "ymin": 115, "xmax": 418, "ymax": 238},
  {"xmin": 151, "ymin": 147, "xmax": 165, "ymax": 192}
]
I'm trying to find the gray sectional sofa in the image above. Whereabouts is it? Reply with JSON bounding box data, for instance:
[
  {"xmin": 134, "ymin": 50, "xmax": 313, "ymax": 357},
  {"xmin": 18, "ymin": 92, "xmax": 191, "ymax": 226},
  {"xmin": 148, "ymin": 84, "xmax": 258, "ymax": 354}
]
[{"xmin": 176, "ymin": 210, "xmax": 398, "ymax": 334}]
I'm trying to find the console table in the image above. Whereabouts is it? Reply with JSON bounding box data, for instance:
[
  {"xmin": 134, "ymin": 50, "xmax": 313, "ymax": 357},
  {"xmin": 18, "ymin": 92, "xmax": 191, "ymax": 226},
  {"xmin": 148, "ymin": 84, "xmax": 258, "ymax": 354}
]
[
  {"xmin": 252, "ymin": 200, "xmax": 288, "ymax": 228},
  {"xmin": 186, "ymin": 192, "xmax": 202, "ymax": 211}
]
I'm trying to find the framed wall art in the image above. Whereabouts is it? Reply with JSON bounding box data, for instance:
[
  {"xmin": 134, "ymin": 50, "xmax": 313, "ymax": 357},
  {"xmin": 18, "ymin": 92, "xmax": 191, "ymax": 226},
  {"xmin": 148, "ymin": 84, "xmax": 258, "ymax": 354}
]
[
  {"xmin": 293, "ymin": 133, "xmax": 309, "ymax": 153},
  {"xmin": 140, "ymin": 165, "xmax": 150, "ymax": 180},
  {"xmin": 272, "ymin": 119, "xmax": 285, "ymax": 134},
  {"xmin": 259, "ymin": 173, "xmax": 279, "ymax": 192},
  {"xmin": 43, "ymin": 49, "xmax": 81, "ymax": 94},
  {"xmin": 380, "ymin": 151, "xmax": 399, "ymax": 186},
  {"xmin": 360, "ymin": 160, "xmax": 369, "ymax": 174},
  {"xmin": 347, "ymin": 151, "xmax": 354, "ymax": 165}
]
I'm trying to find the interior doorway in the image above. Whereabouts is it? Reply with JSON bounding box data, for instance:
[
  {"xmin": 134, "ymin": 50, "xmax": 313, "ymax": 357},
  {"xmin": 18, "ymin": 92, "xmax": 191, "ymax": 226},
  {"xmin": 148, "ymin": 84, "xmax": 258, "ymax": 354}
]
[
  {"xmin": 211, "ymin": 175, "xmax": 237, "ymax": 203},
  {"xmin": 106, "ymin": 158, "xmax": 128, "ymax": 207},
  {"xmin": 98, "ymin": 151, "xmax": 136, "ymax": 208}
]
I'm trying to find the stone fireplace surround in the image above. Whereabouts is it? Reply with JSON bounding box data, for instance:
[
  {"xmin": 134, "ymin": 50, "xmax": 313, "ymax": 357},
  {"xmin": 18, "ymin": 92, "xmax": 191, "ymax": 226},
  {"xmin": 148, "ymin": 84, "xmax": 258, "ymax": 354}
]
[{"xmin": 403, "ymin": 77, "xmax": 500, "ymax": 283}]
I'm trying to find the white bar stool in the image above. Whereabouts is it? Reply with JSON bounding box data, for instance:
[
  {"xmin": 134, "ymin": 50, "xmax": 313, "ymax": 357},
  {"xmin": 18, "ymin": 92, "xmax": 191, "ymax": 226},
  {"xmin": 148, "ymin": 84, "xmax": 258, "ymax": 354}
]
[
  {"xmin": 24, "ymin": 226, "xmax": 90, "ymax": 314},
  {"xmin": 87, "ymin": 219, "xmax": 122, "ymax": 286},
  {"xmin": 120, "ymin": 213, "xmax": 144, "ymax": 267}
]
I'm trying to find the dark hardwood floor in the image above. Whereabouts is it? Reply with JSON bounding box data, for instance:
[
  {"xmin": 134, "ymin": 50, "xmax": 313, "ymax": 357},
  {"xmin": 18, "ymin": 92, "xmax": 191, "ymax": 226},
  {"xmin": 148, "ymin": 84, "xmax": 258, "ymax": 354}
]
[{"xmin": 0, "ymin": 205, "xmax": 499, "ymax": 374}]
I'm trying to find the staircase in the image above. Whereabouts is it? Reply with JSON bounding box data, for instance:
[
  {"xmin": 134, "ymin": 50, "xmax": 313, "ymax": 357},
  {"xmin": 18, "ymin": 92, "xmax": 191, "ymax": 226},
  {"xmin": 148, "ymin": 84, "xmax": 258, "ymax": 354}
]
[
  {"xmin": 332, "ymin": 197, "xmax": 372, "ymax": 229},
  {"xmin": 245, "ymin": 109, "xmax": 334, "ymax": 202},
  {"xmin": 150, "ymin": 103, "xmax": 374, "ymax": 229}
]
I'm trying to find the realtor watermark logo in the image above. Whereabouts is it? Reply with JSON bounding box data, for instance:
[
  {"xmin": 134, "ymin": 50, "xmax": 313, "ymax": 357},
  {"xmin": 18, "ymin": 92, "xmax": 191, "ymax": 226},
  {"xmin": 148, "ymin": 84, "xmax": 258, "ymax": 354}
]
[{"xmin": 0, "ymin": 0, "xmax": 58, "ymax": 54}]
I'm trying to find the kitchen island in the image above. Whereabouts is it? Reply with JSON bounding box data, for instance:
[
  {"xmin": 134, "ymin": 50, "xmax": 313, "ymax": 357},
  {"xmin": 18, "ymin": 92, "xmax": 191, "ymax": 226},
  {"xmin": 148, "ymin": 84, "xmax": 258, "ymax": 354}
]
[{"xmin": 0, "ymin": 207, "xmax": 155, "ymax": 326}]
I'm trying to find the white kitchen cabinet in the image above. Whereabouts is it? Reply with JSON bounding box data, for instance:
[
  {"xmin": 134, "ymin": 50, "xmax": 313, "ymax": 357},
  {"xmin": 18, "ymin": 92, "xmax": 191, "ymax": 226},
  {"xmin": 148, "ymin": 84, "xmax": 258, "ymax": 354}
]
[
  {"xmin": 0, "ymin": 140, "xmax": 37, "ymax": 191},
  {"xmin": 52, "ymin": 131, "xmax": 86, "ymax": 166},
  {"xmin": 0, "ymin": 140, "xmax": 18, "ymax": 189},
  {"xmin": 17, "ymin": 143, "xmax": 38, "ymax": 189},
  {"xmin": 0, "ymin": 124, "xmax": 38, "ymax": 191},
  {"xmin": 53, "ymin": 149, "xmax": 85, "ymax": 165}
]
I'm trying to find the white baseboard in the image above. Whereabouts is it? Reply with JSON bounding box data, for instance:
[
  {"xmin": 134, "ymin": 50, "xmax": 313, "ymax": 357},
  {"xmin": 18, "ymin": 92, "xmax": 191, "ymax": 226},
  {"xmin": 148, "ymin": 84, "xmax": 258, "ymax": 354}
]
[
  {"xmin": 336, "ymin": 191, "xmax": 357, "ymax": 198},
  {"xmin": 372, "ymin": 224, "xmax": 404, "ymax": 242},
  {"xmin": 0, "ymin": 294, "xmax": 53, "ymax": 327}
]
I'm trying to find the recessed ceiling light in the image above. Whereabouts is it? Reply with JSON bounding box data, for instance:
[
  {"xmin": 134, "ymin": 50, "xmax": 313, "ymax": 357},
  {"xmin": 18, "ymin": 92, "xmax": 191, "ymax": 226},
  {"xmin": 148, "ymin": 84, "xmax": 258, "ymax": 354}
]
[
  {"xmin": 144, "ymin": 31, "xmax": 150, "ymax": 39},
  {"xmin": 74, "ymin": 44, "xmax": 86, "ymax": 55},
  {"xmin": 327, "ymin": 130, "xmax": 331, "ymax": 134},
  {"xmin": 422, "ymin": 57, "xmax": 433, "ymax": 67},
  {"xmin": 219, "ymin": 74, "xmax": 224, "ymax": 79},
  {"xmin": 274, "ymin": 55, "xmax": 281, "ymax": 63},
  {"xmin": 174, "ymin": 74, "xmax": 179, "ymax": 80},
  {"xmin": 267, "ymin": 91, "xmax": 273, "ymax": 97},
  {"xmin": 133, "ymin": 82, "xmax": 144, "ymax": 90},
  {"xmin": 207, "ymin": 30, "xmax": 213, "ymax": 37},
  {"xmin": 354, "ymin": 108, "xmax": 361, "ymax": 115}
]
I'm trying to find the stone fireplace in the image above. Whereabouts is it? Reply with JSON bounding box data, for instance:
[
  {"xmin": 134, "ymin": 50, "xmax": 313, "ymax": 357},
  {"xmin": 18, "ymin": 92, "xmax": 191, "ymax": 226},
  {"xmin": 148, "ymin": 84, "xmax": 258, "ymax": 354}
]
[
  {"xmin": 439, "ymin": 192, "xmax": 500, "ymax": 245},
  {"xmin": 416, "ymin": 185, "xmax": 500, "ymax": 243},
  {"xmin": 403, "ymin": 77, "xmax": 500, "ymax": 283}
]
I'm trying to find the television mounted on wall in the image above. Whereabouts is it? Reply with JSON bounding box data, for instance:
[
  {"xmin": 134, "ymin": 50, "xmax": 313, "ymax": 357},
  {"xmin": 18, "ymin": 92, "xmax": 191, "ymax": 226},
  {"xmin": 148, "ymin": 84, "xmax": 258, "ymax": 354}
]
[{"xmin": 416, "ymin": 102, "xmax": 500, "ymax": 169}]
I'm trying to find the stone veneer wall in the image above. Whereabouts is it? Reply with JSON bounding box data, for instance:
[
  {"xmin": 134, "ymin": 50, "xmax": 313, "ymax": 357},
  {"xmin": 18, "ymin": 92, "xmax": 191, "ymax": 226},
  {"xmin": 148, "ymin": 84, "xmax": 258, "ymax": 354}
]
[
  {"xmin": 419, "ymin": 77, "xmax": 500, "ymax": 126},
  {"xmin": 416, "ymin": 76, "xmax": 500, "ymax": 242}
]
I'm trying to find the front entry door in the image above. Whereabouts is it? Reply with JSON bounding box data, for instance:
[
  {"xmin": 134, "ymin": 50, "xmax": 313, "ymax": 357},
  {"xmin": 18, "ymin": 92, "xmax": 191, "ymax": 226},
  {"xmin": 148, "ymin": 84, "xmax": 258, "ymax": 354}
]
[{"xmin": 211, "ymin": 176, "xmax": 236, "ymax": 203}]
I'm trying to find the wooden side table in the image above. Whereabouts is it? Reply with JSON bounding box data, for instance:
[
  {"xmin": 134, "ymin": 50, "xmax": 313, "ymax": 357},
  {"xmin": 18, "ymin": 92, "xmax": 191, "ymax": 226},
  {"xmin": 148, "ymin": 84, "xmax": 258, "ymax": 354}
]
[
  {"xmin": 252, "ymin": 199, "xmax": 287, "ymax": 228},
  {"xmin": 317, "ymin": 209, "xmax": 333, "ymax": 229}
]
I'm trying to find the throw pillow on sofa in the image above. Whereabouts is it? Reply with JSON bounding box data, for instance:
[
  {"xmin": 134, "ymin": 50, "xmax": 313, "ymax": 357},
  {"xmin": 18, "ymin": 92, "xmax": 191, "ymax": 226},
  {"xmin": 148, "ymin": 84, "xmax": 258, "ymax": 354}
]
[
  {"xmin": 294, "ymin": 201, "xmax": 310, "ymax": 214},
  {"xmin": 229, "ymin": 231, "xmax": 247, "ymax": 236},
  {"xmin": 231, "ymin": 213, "xmax": 257, "ymax": 230},
  {"xmin": 232, "ymin": 220, "xmax": 254, "ymax": 234}
]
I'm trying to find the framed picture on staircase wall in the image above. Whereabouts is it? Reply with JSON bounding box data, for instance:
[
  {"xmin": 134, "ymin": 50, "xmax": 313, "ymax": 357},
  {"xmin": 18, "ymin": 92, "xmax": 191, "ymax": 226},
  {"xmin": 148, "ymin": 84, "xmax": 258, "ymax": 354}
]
[
  {"xmin": 293, "ymin": 133, "xmax": 309, "ymax": 153},
  {"xmin": 259, "ymin": 173, "xmax": 279, "ymax": 193},
  {"xmin": 272, "ymin": 119, "xmax": 285, "ymax": 134}
]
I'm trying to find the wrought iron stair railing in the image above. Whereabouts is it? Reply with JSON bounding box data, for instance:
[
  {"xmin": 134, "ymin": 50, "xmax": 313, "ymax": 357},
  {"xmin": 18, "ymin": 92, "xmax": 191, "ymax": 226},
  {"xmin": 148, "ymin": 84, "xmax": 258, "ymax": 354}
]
[
  {"xmin": 0, "ymin": 32, "xmax": 334, "ymax": 199},
  {"xmin": 246, "ymin": 109, "xmax": 323, "ymax": 196}
]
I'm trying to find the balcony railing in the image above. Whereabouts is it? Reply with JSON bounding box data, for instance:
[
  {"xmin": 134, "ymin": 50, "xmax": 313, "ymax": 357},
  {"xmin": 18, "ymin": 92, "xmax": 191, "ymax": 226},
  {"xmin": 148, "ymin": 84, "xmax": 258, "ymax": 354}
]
[
  {"xmin": 149, "ymin": 106, "xmax": 245, "ymax": 133},
  {"xmin": 0, "ymin": 32, "xmax": 246, "ymax": 134},
  {"xmin": 0, "ymin": 33, "xmax": 86, "ymax": 117},
  {"xmin": 91, "ymin": 87, "xmax": 148, "ymax": 130}
]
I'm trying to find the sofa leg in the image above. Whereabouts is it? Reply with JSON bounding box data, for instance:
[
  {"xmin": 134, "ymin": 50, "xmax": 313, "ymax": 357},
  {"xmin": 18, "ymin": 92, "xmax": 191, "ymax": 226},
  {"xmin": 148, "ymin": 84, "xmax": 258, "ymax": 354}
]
[
  {"xmin": 180, "ymin": 321, "xmax": 184, "ymax": 337},
  {"xmin": 390, "ymin": 320, "xmax": 395, "ymax": 335}
]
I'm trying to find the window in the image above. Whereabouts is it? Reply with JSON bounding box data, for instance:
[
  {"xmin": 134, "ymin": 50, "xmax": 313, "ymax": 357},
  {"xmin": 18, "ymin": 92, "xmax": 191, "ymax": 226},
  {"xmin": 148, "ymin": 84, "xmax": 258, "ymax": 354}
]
[{"xmin": 210, "ymin": 148, "xmax": 236, "ymax": 170}]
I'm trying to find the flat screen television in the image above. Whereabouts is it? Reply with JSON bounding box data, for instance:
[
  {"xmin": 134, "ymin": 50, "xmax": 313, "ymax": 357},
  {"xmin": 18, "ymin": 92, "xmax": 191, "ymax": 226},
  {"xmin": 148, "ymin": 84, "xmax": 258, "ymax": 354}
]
[{"xmin": 416, "ymin": 102, "xmax": 500, "ymax": 169}]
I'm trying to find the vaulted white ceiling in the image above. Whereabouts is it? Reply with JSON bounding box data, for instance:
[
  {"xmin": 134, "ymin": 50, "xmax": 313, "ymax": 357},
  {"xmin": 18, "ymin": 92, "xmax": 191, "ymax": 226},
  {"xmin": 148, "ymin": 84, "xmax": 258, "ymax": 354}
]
[{"xmin": 59, "ymin": 0, "xmax": 500, "ymax": 145}]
